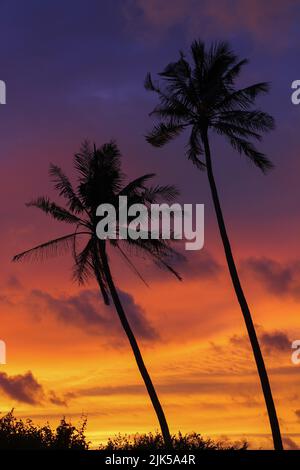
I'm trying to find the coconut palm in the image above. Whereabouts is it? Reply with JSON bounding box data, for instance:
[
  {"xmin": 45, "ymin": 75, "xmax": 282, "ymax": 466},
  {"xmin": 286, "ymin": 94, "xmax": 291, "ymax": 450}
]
[
  {"xmin": 13, "ymin": 140, "xmax": 182, "ymax": 448},
  {"xmin": 144, "ymin": 40, "xmax": 282, "ymax": 450}
]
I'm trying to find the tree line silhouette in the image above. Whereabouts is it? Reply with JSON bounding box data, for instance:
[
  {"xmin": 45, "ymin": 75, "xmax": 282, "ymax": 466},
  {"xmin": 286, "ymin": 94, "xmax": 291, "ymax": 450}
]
[{"xmin": 0, "ymin": 410, "xmax": 247, "ymax": 450}]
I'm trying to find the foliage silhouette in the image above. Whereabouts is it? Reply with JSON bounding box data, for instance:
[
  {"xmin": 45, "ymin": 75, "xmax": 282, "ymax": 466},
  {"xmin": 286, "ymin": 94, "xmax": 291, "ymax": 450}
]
[
  {"xmin": 0, "ymin": 411, "xmax": 248, "ymax": 451},
  {"xmin": 99, "ymin": 431, "xmax": 248, "ymax": 451},
  {"xmin": 13, "ymin": 140, "xmax": 182, "ymax": 448},
  {"xmin": 0, "ymin": 410, "xmax": 88, "ymax": 449},
  {"xmin": 145, "ymin": 39, "xmax": 282, "ymax": 450}
]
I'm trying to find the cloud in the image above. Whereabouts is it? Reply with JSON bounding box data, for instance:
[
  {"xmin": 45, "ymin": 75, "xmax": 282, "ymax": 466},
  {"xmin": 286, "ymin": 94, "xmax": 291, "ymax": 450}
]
[
  {"xmin": 177, "ymin": 251, "xmax": 222, "ymax": 280},
  {"xmin": 0, "ymin": 371, "xmax": 44, "ymax": 405},
  {"xmin": 295, "ymin": 409, "xmax": 300, "ymax": 420},
  {"xmin": 146, "ymin": 250, "xmax": 222, "ymax": 283},
  {"xmin": 0, "ymin": 371, "xmax": 67, "ymax": 407},
  {"xmin": 29, "ymin": 288, "xmax": 158, "ymax": 340},
  {"xmin": 241, "ymin": 257, "xmax": 300, "ymax": 298},
  {"xmin": 125, "ymin": 0, "xmax": 298, "ymax": 46},
  {"xmin": 66, "ymin": 380, "xmax": 259, "ymax": 401},
  {"xmin": 48, "ymin": 390, "xmax": 67, "ymax": 407},
  {"xmin": 232, "ymin": 329, "xmax": 292, "ymax": 355},
  {"xmin": 260, "ymin": 331, "xmax": 291, "ymax": 353}
]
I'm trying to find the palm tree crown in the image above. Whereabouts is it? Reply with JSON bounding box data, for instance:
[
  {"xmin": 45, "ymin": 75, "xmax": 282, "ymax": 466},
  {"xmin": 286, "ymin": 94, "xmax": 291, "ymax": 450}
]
[
  {"xmin": 13, "ymin": 140, "xmax": 180, "ymax": 298},
  {"xmin": 145, "ymin": 40, "xmax": 274, "ymax": 172}
]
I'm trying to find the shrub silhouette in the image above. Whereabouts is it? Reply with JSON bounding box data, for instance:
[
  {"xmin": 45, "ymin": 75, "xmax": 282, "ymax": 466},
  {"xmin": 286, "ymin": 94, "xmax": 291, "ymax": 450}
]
[
  {"xmin": 0, "ymin": 410, "xmax": 89, "ymax": 449},
  {"xmin": 0, "ymin": 411, "xmax": 247, "ymax": 450},
  {"xmin": 99, "ymin": 431, "xmax": 248, "ymax": 451}
]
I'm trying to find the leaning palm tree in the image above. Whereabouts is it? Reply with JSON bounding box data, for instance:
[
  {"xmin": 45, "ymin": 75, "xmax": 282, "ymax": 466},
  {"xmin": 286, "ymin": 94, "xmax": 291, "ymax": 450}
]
[
  {"xmin": 144, "ymin": 40, "xmax": 283, "ymax": 450},
  {"xmin": 13, "ymin": 140, "xmax": 181, "ymax": 448}
]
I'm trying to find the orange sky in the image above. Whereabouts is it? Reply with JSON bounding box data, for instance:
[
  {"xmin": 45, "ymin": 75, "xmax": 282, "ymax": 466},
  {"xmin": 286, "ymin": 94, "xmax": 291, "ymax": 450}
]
[{"xmin": 1, "ymin": 234, "xmax": 300, "ymax": 449}]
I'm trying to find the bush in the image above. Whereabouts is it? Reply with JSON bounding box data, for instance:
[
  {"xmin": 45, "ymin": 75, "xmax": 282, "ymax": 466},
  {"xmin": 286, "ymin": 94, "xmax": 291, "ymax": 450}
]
[
  {"xmin": 0, "ymin": 410, "xmax": 89, "ymax": 449},
  {"xmin": 0, "ymin": 411, "xmax": 248, "ymax": 450},
  {"xmin": 99, "ymin": 431, "xmax": 248, "ymax": 451}
]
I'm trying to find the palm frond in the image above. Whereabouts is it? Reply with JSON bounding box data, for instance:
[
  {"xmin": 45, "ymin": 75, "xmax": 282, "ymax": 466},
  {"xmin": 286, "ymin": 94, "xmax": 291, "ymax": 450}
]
[
  {"xmin": 213, "ymin": 122, "xmax": 262, "ymax": 141},
  {"xmin": 145, "ymin": 122, "xmax": 185, "ymax": 147},
  {"xmin": 217, "ymin": 82, "xmax": 271, "ymax": 111},
  {"xmin": 73, "ymin": 238, "xmax": 95, "ymax": 284},
  {"xmin": 143, "ymin": 184, "xmax": 180, "ymax": 204},
  {"xmin": 204, "ymin": 41, "xmax": 238, "ymax": 84},
  {"xmin": 223, "ymin": 59, "xmax": 248, "ymax": 85},
  {"xmin": 92, "ymin": 244, "xmax": 110, "ymax": 305},
  {"xmin": 49, "ymin": 164, "xmax": 84, "ymax": 214},
  {"xmin": 144, "ymin": 72, "xmax": 160, "ymax": 92},
  {"xmin": 12, "ymin": 233, "xmax": 78, "ymax": 263},
  {"xmin": 229, "ymin": 135, "xmax": 274, "ymax": 173},
  {"xmin": 120, "ymin": 237, "xmax": 183, "ymax": 281},
  {"xmin": 26, "ymin": 197, "xmax": 81, "ymax": 224},
  {"xmin": 74, "ymin": 140, "xmax": 93, "ymax": 182},
  {"xmin": 115, "ymin": 244, "xmax": 149, "ymax": 287},
  {"xmin": 118, "ymin": 174, "xmax": 156, "ymax": 198},
  {"xmin": 186, "ymin": 126, "xmax": 206, "ymax": 169},
  {"xmin": 217, "ymin": 110, "xmax": 275, "ymax": 133}
]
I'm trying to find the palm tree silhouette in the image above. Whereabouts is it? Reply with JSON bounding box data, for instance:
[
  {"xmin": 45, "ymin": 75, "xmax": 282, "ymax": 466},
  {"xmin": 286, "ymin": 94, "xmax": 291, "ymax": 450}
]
[
  {"xmin": 13, "ymin": 140, "xmax": 181, "ymax": 448},
  {"xmin": 144, "ymin": 40, "xmax": 282, "ymax": 450}
]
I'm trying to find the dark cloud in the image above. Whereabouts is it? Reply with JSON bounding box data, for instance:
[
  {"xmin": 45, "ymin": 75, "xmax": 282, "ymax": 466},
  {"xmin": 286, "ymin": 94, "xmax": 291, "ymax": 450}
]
[
  {"xmin": 48, "ymin": 390, "xmax": 67, "ymax": 407},
  {"xmin": 260, "ymin": 332, "xmax": 291, "ymax": 353},
  {"xmin": 242, "ymin": 257, "xmax": 300, "ymax": 298},
  {"xmin": 178, "ymin": 251, "xmax": 222, "ymax": 280},
  {"xmin": 228, "ymin": 329, "xmax": 292, "ymax": 357},
  {"xmin": 242, "ymin": 258, "xmax": 293, "ymax": 294},
  {"xmin": 0, "ymin": 371, "xmax": 67, "ymax": 407},
  {"xmin": 0, "ymin": 371, "xmax": 44, "ymax": 405},
  {"xmin": 30, "ymin": 288, "xmax": 158, "ymax": 340},
  {"xmin": 118, "ymin": 290, "xmax": 158, "ymax": 340},
  {"xmin": 145, "ymin": 250, "xmax": 221, "ymax": 283}
]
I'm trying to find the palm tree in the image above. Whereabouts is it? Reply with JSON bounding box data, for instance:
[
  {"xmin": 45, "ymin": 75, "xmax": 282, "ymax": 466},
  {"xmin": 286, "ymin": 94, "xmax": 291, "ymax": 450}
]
[
  {"xmin": 13, "ymin": 140, "xmax": 182, "ymax": 448},
  {"xmin": 144, "ymin": 40, "xmax": 283, "ymax": 450}
]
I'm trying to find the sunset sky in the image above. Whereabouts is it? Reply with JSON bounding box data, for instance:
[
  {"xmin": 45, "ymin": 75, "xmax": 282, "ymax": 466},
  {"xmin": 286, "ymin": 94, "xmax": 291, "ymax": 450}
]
[{"xmin": 1, "ymin": 0, "xmax": 300, "ymax": 449}]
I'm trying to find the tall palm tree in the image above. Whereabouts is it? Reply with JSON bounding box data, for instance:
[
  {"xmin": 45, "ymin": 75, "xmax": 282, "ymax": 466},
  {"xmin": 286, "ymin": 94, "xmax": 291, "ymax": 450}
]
[
  {"xmin": 144, "ymin": 40, "xmax": 283, "ymax": 450},
  {"xmin": 13, "ymin": 140, "xmax": 182, "ymax": 448}
]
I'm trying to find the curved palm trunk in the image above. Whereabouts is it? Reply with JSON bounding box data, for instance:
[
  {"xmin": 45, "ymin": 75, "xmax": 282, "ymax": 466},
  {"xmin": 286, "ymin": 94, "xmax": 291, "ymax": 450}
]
[
  {"xmin": 202, "ymin": 131, "xmax": 283, "ymax": 450},
  {"xmin": 97, "ymin": 242, "xmax": 172, "ymax": 448}
]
